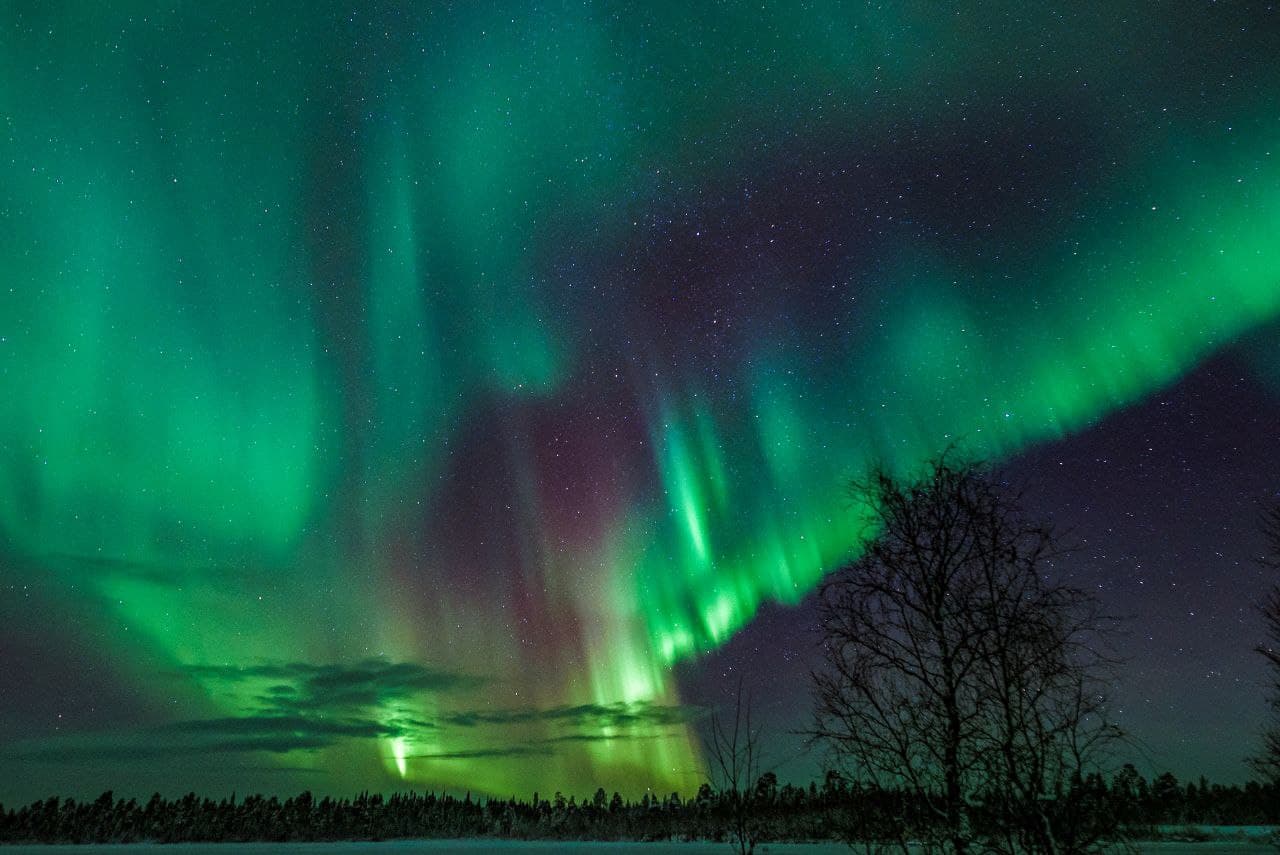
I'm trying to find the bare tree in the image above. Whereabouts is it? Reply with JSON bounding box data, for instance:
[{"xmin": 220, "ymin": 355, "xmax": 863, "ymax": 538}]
[
  {"xmin": 706, "ymin": 678, "xmax": 763, "ymax": 855},
  {"xmin": 810, "ymin": 456, "xmax": 1123, "ymax": 855},
  {"xmin": 969, "ymin": 547, "xmax": 1123, "ymax": 855},
  {"xmin": 1252, "ymin": 500, "xmax": 1280, "ymax": 784}
]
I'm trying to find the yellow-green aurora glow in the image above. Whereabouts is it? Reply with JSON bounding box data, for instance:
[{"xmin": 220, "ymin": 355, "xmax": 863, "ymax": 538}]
[{"xmin": 1, "ymin": 1, "xmax": 1277, "ymax": 799}]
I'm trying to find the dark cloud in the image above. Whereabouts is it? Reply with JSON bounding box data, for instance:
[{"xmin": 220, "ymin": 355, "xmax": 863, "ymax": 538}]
[
  {"xmin": 3, "ymin": 671, "xmax": 696, "ymax": 772},
  {"xmin": 4, "ymin": 661, "xmax": 473, "ymax": 766},
  {"xmin": 19, "ymin": 725, "xmax": 666, "ymax": 767},
  {"xmin": 405, "ymin": 730, "xmax": 668, "ymax": 763},
  {"xmin": 6, "ymin": 710, "xmax": 440, "ymax": 764},
  {"xmin": 161, "ymin": 714, "xmax": 421, "ymax": 740},
  {"xmin": 183, "ymin": 659, "xmax": 482, "ymax": 717},
  {"xmin": 406, "ymin": 746, "xmax": 553, "ymax": 761},
  {"xmin": 443, "ymin": 700, "xmax": 704, "ymax": 730},
  {"xmin": 9, "ymin": 732, "xmax": 335, "ymax": 764},
  {"xmin": 151, "ymin": 711, "xmax": 438, "ymax": 754}
]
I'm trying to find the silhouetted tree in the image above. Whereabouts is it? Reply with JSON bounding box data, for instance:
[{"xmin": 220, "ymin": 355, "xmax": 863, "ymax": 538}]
[
  {"xmin": 706, "ymin": 678, "xmax": 764, "ymax": 855},
  {"xmin": 1253, "ymin": 500, "xmax": 1280, "ymax": 785},
  {"xmin": 1150, "ymin": 773, "xmax": 1183, "ymax": 824},
  {"xmin": 811, "ymin": 456, "xmax": 1124, "ymax": 855}
]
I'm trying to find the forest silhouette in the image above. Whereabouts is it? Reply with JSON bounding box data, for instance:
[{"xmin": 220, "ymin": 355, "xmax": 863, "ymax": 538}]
[{"xmin": 1, "ymin": 768, "xmax": 1276, "ymax": 845}]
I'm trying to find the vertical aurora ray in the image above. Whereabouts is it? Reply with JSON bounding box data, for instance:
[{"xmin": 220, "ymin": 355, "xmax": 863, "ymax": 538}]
[{"xmin": 1, "ymin": 0, "xmax": 1278, "ymax": 800}]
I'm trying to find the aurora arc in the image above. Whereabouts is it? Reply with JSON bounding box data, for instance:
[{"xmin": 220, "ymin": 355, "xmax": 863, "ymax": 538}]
[{"xmin": 1, "ymin": 1, "xmax": 1278, "ymax": 798}]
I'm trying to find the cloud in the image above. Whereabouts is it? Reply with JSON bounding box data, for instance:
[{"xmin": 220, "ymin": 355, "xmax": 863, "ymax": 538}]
[
  {"xmin": 4, "ymin": 667, "xmax": 698, "ymax": 767},
  {"xmin": 4, "ymin": 659, "xmax": 482, "ymax": 765},
  {"xmin": 8, "ymin": 741, "xmax": 313, "ymax": 763},
  {"xmin": 443, "ymin": 700, "xmax": 705, "ymax": 730},
  {"xmin": 6, "ymin": 710, "xmax": 440, "ymax": 764},
  {"xmin": 182, "ymin": 659, "xmax": 483, "ymax": 717},
  {"xmin": 166, "ymin": 660, "xmax": 474, "ymax": 752},
  {"xmin": 406, "ymin": 746, "xmax": 554, "ymax": 761},
  {"xmin": 9, "ymin": 732, "xmax": 334, "ymax": 763},
  {"xmin": 404, "ymin": 730, "xmax": 670, "ymax": 763},
  {"xmin": 161, "ymin": 714, "xmax": 423, "ymax": 740}
]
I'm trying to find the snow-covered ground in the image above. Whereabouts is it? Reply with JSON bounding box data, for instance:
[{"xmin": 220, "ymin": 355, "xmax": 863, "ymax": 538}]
[
  {"xmin": 0, "ymin": 841, "xmax": 1275, "ymax": 854},
  {"xmin": 0, "ymin": 845, "xmax": 851, "ymax": 855},
  {"xmin": 1153, "ymin": 826, "xmax": 1276, "ymax": 842}
]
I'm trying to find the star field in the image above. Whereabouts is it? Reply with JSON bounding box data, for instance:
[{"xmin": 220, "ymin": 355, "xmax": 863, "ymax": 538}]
[{"xmin": 0, "ymin": 0, "xmax": 1278, "ymax": 802}]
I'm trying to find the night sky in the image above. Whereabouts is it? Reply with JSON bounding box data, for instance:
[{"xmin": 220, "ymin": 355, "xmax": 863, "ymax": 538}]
[{"xmin": 1, "ymin": 1, "xmax": 1278, "ymax": 805}]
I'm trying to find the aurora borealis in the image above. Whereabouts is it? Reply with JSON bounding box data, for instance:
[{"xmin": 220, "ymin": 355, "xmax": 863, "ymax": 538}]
[{"xmin": 2, "ymin": 0, "xmax": 1279, "ymax": 803}]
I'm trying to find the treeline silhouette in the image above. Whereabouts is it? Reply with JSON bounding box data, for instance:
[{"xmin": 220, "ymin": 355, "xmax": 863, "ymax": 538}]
[{"xmin": 1, "ymin": 767, "xmax": 1276, "ymax": 844}]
